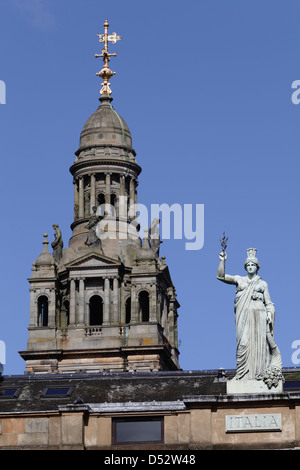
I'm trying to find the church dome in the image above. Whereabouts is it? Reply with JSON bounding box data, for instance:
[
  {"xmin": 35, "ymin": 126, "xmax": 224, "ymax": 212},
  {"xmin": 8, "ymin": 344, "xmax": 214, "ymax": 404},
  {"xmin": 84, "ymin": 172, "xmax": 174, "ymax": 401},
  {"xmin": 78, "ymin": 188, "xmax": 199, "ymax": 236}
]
[{"xmin": 77, "ymin": 96, "xmax": 132, "ymax": 153}]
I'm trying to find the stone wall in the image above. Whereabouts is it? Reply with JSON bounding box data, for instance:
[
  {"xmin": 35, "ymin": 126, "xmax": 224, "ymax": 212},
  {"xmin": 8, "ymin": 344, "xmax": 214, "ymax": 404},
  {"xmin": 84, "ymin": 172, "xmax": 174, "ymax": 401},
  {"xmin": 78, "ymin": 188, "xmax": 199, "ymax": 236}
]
[{"xmin": 0, "ymin": 404, "xmax": 299, "ymax": 450}]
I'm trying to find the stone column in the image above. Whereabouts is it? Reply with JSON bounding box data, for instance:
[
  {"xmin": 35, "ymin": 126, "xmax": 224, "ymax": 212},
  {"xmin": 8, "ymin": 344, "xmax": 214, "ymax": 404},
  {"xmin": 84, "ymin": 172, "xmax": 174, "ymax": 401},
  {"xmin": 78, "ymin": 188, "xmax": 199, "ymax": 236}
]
[
  {"xmin": 120, "ymin": 174, "xmax": 125, "ymax": 196},
  {"xmin": 78, "ymin": 278, "xmax": 85, "ymax": 326},
  {"xmin": 149, "ymin": 284, "xmax": 157, "ymax": 322},
  {"xmin": 134, "ymin": 182, "xmax": 138, "ymax": 219},
  {"xmin": 129, "ymin": 177, "xmax": 135, "ymax": 219},
  {"xmin": 48, "ymin": 290, "xmax": 56, "ymax": 327},
  {"xmin": 120, "ymin": 283, "xmax": 125, "ymax": 324},
  {"xmin": 90, "ymin": 174, "xmax": 96, "ymax": 213},
  {"xmin": 69, "ymin": 279, "xmax": 76, "ymax": 325},
  {"xmin": 119, "ymin": 175, "xmax": 126, "ymax": 218},
  {"xmin": 74, "ymin": 180, "xmax": 79, "ymax": 220},
  {"xmin": 29, "ymin": 290, "xmax": 36, "ymax": 327},
  {"xmin": 168, "ymin": 303, "xmax": 175, "ymax": 347},
  {"xmin": 103, "ymin": 277, "xmax": 110, "ymax": 325},
  {"xmin": 105, "ymin": 173, "xmax": 111, "ymax": 215},
  {"xmin": 161, "ymin": 299, "xmax": 168, "ymax": 336},
  {"xmin": 130, "ymin": 285, "xmax": 138, "ymax": 323},
  {"xmin": 134, "ymin": 181, "xmax": 138, "ymax": 218},
  {"xmin": 157, "ymin": 290, "xmax": 162, "ymax": 322},
  {"xmin": 78, "ymin": 177, "xmax": 84, "ymax": 219},
  {"xmin": 112, "ymin": 277, "xmax": 119, "ymax": 324}
]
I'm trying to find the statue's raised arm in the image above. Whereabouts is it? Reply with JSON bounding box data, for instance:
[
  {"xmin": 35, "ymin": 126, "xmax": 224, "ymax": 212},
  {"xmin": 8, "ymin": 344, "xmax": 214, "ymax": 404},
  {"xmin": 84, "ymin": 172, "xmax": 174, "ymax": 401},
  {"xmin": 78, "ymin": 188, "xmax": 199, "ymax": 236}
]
[{"xmin": 216, "ymin": 233, "xmax": 236, "ymax": 285}]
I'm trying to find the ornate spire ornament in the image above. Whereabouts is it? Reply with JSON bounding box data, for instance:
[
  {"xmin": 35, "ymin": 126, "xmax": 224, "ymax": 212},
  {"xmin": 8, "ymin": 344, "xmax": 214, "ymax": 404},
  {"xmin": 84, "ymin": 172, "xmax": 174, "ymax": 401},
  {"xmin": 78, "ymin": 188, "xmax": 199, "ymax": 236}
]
[{"xmin": 95, "ymin": 19, "xmax": 122, "ymax": 96}]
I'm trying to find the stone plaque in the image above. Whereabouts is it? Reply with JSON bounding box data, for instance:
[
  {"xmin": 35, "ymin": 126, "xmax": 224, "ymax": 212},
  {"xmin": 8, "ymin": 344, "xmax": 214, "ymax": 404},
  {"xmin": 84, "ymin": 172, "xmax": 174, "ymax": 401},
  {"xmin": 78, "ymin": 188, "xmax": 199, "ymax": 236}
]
[{"xmin": 225, "ymin": 413, "xmax": 282, "ymax": 433}]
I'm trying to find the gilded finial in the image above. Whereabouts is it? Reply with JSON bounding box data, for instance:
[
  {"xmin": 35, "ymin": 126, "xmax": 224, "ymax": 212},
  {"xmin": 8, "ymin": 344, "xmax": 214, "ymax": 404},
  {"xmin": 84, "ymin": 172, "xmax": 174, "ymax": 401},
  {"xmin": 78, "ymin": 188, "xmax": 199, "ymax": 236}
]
[{"xmin": 95, "ymin": 19, "xmax": 122, "ymax": 96}]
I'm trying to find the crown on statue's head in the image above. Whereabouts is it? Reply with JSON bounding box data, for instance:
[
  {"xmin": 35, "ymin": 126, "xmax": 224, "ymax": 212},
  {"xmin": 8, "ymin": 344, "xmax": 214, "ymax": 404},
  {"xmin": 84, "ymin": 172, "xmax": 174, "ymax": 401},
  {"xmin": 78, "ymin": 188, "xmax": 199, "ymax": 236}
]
[{"xmin": 246, "ymin": 248, "xmax": 257, "ymax": 258}]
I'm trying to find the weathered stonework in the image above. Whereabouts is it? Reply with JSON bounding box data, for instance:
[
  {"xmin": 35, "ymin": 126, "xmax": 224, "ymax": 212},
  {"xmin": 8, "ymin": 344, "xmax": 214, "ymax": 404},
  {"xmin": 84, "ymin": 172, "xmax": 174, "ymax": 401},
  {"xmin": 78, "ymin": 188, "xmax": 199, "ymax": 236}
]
[
  {"xmin": 20, "ymin": 94, "xmax": 180, "ymax": 374},
  {"xmin": 0, "ymin": 370, "xmax": 299, "ymax": 450}
]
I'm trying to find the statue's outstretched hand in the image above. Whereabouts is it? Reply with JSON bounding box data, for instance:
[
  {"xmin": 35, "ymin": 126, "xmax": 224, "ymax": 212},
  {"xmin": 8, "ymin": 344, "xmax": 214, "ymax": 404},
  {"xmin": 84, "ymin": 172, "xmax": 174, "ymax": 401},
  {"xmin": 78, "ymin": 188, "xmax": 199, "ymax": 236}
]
[{"xmin": 219, "ymin": 252, "xmax": 227, "ymax": 261}]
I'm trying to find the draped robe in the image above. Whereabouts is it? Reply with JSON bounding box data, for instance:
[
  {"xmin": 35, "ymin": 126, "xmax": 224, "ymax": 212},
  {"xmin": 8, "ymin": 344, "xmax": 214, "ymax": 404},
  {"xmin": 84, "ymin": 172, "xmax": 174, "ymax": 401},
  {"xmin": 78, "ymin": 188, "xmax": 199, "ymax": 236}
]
[{"xmin": 224, "ymin": 274, "xmax": 275, "ymax": 380}]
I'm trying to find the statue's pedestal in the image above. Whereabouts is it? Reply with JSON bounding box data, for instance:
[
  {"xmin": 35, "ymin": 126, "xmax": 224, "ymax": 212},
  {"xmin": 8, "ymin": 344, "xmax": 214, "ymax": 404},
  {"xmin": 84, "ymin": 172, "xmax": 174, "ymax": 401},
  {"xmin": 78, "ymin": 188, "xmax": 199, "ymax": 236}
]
[{"xmin": 227, "ymin": 378, "xmax": 283, "ymax": 395}]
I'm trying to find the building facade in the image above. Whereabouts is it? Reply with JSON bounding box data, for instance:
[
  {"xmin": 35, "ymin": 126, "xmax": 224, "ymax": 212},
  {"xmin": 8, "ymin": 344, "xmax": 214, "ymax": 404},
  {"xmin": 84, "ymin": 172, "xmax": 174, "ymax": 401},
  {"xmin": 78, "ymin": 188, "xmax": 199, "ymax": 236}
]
[{"xmin": 0, "ymin": 369, "xmax": 300, "ymax": 450}]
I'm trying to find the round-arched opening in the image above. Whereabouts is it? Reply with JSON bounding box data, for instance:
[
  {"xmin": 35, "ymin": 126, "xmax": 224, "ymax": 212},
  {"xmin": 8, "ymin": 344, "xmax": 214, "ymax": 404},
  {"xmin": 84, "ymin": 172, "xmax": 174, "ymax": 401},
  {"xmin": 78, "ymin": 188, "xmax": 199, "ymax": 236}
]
[
  {"xmin": 38, "ymin": 296, "xmax": 48, "ymax": 327},
  {"xmin": 97, "ymin": 193, "xmax": 105, "ymax": 216},
  {"xmin": 110, "ymin": 193, "xmax": 117, "ymax": 216},
  {"xmin": 139, "ymin": 291, "xmax": 149, "ymax": 322},
  {"xmin": 89, "ymin": 295, "xmax": 103, "ymax": 326},
  {"xmin": 125, "ymin": 297, "xmax": 131, "ymax": 324}
]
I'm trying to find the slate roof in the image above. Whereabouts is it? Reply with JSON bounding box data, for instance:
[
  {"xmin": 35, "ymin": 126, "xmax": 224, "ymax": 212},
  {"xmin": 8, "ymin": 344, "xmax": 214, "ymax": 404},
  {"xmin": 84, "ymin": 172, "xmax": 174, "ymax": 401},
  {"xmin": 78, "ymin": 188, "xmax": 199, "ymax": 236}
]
[{"xmin": 0, "ymin": 368, "xmax": 299, "ymax": 414}]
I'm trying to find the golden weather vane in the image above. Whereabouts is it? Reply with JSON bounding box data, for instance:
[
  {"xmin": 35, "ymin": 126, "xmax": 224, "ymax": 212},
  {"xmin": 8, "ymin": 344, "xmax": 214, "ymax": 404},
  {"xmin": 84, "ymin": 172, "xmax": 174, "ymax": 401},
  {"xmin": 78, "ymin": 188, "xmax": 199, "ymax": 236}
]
[{"xmin": 95, "ymin": 19, "xmax": 122, "ymax": 96}]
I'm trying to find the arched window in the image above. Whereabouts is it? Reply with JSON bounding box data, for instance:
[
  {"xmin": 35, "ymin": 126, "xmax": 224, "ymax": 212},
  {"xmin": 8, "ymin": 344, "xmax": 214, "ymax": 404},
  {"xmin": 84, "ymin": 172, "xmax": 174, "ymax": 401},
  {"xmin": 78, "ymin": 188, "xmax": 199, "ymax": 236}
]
[
  {"xmin": 97, "ymin": 193, "xmax": 105, "ymax": 216},
  {"xmin": 110, "ymin": 194, "xmax": 117, "ymax": 216},
  {"xmin": 89, "ymin": 295, "xmax": 103, "ymax": 326},
  {"xmin": 139, "ymin": 291, "xmax": 149, "ymax": 322},
  {"xmin": 125, "ymin": 297, "xmax": 131, "ymax": 324},
  {"xmin": 85, "ymin": 193, "xmax": 90, "ymax": 217},
  {"xmin": 38, "ymin": 296, "xmax": 48, "ymax": 327}
]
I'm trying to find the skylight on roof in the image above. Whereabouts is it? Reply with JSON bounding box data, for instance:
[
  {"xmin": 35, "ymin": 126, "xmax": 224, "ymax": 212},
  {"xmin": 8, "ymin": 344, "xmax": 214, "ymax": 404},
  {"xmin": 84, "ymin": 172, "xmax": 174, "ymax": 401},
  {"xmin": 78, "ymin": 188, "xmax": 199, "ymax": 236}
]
[
  {"xmin": 41, "ymin": 387, "xmax": 73, "ymax": 398},
  {"xmin": 0, "ymin": 388, "xmax": 21, "ymax": 399}
]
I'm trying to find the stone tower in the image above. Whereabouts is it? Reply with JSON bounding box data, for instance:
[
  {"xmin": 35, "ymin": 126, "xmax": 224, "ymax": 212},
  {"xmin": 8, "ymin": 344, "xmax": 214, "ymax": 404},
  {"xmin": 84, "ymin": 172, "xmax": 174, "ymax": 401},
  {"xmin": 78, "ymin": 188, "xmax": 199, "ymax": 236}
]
[{"xmin": 19, "ymin": 21, "xmax": 180, "ymax": 374}]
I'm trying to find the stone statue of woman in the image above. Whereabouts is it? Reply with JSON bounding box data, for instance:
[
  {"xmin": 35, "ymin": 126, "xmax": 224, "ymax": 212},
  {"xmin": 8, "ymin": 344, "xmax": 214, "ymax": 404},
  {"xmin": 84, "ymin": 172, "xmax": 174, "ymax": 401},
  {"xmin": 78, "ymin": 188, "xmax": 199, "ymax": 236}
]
[
  {"xmin": 51, "ymin": 224, "xmax": 63, "ymax": 263},
  {"xmin": 148, "ymin": 218, "xmax": 163, "ymax": 257},
  {"xmin": 85, "ymin": 206, "xmax": 102, "ymax": 249},
  {"xmin": 217, "ymin": 246, "xmax": 284, "ymax": 390}
]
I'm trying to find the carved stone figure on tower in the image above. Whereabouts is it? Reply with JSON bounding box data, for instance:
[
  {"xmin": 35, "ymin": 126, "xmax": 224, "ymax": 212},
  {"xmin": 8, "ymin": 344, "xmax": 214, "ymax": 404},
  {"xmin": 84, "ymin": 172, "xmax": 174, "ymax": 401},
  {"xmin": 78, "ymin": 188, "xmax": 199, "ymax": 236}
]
[
  {"xmin": 217, "ymin": 244, "xmax": 284, "ymax": 393},
  {"xmin": 85, "ymin": 206, "xmax": 102, "ymax": 249},
  {"xmin": 51, "ymin": 224, "xmax": 63, "ymax": 262},
  {"xmin": 148, "ymin": 218, "xmax": 163, "ymax": 257}
]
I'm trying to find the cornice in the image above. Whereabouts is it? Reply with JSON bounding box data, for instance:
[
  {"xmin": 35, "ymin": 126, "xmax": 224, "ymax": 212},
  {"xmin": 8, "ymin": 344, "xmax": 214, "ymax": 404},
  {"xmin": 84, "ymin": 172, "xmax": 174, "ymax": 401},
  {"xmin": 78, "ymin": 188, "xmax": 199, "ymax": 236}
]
[
  {"xmin": 75, "ymin": 143, "xmax": 136, "ymax": 157},
  {"xmin": 69, "ymin": 158, "xmax": 142, "ymax": 176}
]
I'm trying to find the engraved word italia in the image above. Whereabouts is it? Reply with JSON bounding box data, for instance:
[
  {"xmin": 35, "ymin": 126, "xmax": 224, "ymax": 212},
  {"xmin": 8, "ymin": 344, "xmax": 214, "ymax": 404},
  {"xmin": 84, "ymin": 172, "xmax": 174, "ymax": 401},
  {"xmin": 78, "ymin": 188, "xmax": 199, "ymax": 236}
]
[{"xmin": 226, "ymin": 413, "xmax": 282, "ymax": 433}]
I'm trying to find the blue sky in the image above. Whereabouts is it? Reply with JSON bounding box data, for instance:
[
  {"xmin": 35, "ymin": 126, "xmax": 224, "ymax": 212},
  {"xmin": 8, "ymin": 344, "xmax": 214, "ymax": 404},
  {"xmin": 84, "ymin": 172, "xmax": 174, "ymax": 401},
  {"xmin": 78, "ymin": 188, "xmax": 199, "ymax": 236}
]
[{"xmin": 0, "ymin": 0, "xmax": 300, "ymax": 375}]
